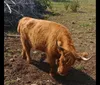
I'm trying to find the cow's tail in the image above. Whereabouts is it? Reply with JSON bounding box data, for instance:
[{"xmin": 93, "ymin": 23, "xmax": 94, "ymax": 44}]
[{"xmin": 17, "ymin": 21, "xmax": 21, "ymax": 34}]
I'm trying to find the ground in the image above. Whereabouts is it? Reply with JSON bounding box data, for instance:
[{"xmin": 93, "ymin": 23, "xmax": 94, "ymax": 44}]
[{"xmin": 4, "ymin": 0, "xmax": 96, "ymax": 85}]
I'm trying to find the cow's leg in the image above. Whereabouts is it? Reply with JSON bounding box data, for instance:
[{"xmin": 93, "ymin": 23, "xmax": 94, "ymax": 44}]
[
  {"xmin": 25, "ymin": 45, "xmax": 32, "ymax": 64},
  {"xmin": 21, "ymin": 49, "xmax": 26, "ymax": 59},
  {"xmin": 20, "ymin": 37, "xmax": 27, "ymax": 59},
  {"xmin": 46, "ymin": 53, "xmax": 57, "ymax": 76},
  {"xmin": 48, "ymin": 57, "xmax": 57, "ymax": 76},
  {"xmin": 20, "ymin": 37, "xmax": 32, "ymax": 64}
]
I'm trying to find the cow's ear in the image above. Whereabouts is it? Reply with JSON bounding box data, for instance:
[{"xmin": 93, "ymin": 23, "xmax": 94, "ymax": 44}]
[
  {"xmin": 58, "ymin": 46, "xmax": 64, "ymax": 52},
  {"xmin": 56, "ymin": 40, "xmax": 65, "ymax": 52}
]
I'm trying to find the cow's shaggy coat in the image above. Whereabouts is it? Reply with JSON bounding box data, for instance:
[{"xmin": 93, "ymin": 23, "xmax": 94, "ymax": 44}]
[{"xmin": 17, "ymin": 17, "xmax": 90, "ymax": 76}]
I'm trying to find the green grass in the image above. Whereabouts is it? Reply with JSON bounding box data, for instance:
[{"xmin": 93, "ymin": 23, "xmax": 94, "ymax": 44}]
[
  {"xmin": 5, "ymin": 80, "xmax": 16, "ymax": 85},
  {"xmin": 75, "ymin": 65, "xmax": 85, "ymax": 70},
  {"xmin": 48, "ymin": 0, "xmax": 95, "ymax": 39}
]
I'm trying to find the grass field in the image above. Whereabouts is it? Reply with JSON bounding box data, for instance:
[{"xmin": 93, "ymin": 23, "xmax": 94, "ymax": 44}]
[{"xmin": 4, "ymin": 0, "xmax": 96, "ymax": 85}]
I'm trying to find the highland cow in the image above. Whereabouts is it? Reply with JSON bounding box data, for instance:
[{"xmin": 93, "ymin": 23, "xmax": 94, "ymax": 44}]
[{"xmin": 17, "ymin": 17, "xmax": 92, "ymax": 76}]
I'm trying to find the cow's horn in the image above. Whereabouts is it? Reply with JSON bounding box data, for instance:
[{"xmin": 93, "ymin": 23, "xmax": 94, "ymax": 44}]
[
  {"xmin": 76, "ymin": 52, "xmax": 92, "ymax": 61},
  {"xmin": 81, "ymin": 56, "xmax": 92, "ymax": 61}
]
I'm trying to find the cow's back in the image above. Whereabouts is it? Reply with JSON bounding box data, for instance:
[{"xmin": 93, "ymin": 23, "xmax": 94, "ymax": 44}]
[{"xmin": 18, "ymin": 17, "xmax": 71, "ymax": 52}]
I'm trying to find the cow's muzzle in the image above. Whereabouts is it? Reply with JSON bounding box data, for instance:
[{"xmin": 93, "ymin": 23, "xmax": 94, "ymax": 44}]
[{"xmin": 57, "ymin": 67, "xmax": 68, "ymax": 76}]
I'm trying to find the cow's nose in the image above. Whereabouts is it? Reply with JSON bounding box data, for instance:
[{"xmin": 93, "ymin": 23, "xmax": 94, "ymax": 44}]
[
  {"xmin": 59, "ymin": 72, "xmax": 68, "ymax": 76},
  {"xmin": 57, "ymin": 68, "xmax": 67, "ymax": 76}
]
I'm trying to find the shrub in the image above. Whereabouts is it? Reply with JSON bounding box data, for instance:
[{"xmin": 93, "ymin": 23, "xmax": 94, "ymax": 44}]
[
  {"xmin": 64, "ymin": 2, "xmax": 69, "ymax": 11},
  {"xmin": 4, "ymin": 0, "xmax": 52, "ymax": 31},
  {"xmin": 64, "ymin": 0, "xmax": 80, "ymax": 12},
  {"xmin": 70, "ymin": 0, "xmax": 80, "ymax": 12},
  {"xmin": 34, "ymin": 0, "xmax": 52, "ymax": 13}
]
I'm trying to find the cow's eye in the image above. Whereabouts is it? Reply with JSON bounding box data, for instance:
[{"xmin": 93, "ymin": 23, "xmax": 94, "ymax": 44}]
[
  {"xmin": 62, "ymin": 59, "xmax": 66, "ymax": 65},
  {"xmin": 62, "ymin": 62, "xmax": 65, "ymax": 65},
  {"xmin": 66, "ymin": 59, "xmax": 69, "ymax": 62}
]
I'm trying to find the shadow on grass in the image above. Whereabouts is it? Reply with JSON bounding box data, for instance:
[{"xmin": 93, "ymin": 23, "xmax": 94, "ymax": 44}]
[
  {"xmin": 77, "ymin": 11, "xmax": 87, "ymax": 13},
  {"xmin": 68, "ymin": 11, "xmax": 87, "ymax": 14},
  {"xmin": 44, "ymin": 11, "xmax": 60, "ymax": 16},
  {"xmin": 32, "ymin": 59, "xmax": 96, "ymax": 85}
]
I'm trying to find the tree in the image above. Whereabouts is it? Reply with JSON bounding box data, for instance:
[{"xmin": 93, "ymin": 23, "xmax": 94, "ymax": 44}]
[{"xmin": 4, "ymin": 0, "xmax": 52, "ymax": 31}]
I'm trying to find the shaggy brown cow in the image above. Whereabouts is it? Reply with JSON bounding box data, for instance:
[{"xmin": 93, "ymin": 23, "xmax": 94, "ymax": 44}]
[{"xmin": 17, "ymin": 17, "xmax": 92, "ymax": 76}]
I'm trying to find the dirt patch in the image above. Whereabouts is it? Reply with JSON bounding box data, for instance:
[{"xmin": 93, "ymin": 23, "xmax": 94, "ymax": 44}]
[{"xmin": 4, "ymin": 36, "xmax": 96, "ymax": 85}]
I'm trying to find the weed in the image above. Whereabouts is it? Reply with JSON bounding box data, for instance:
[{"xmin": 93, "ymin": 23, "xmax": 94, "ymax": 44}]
[
  {"xmin": 4, "ymin": 52, "xmax": 12, "ymax": 57},
  {"xmin": 75, "ymin": 65, "xmax": 84, "ymax": 70},
  {"xmin": 5, "ymin": 80, "xmax": 16, "ymax": 85},
  {"xmin": 79, "ymin": 23, "xmax": 90, "ymax": 27},
  {"xmin": 64, "ymin": 2, "xmax": 70, "ymax": 11},
  {"xmin": 8, "ymin": 49, "xmax": 14, "ymax": 53}
]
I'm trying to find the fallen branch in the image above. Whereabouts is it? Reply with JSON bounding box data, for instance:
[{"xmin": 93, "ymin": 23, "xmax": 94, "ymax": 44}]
[
  {"xmin": 4, "ymin": 34, "xmax": 20, "ymax": 38},
  {"xmin": 4, "ymin": 1, "xmax": 12, "ymax": 14}
]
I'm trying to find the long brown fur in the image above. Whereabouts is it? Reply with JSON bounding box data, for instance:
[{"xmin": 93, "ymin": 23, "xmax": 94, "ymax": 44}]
[{"xmin": 17, "ymin": 17, "xmax": 88, "ymax": 76}]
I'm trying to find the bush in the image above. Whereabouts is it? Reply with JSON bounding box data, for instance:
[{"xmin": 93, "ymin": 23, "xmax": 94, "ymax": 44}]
[
  {"xmin": 70, "ymin": 0, "xmax": 80, "ymax": 12},
  {"xmin": 64, "ymin": 2, "xmax": 70, "ymax": 11},
  {"xmin": 64, "ymin": 0, "xmax": 80, "ymax": 12},
  {"xmin": 34, "ymin": 0, "xmax": 52, "ymax": 13},
  {"xmin": 4, "ymin": 0, "xmax": 52, "ymax": 31}
]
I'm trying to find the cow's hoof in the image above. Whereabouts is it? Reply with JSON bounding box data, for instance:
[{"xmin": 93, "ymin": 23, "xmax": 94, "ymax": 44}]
[
  {"xmin": 27, "ymin": 60, "xmax": 33, "ymax": 64},
  {"xmin": 49, "ymin": 72, "xmax": 58, "ymax": 77},
  {"xmin": 49, "ymin": 73, "xmax": 55, "ymax": 77},
  {"xmin": 22, "ymin": 55, "xmax": 26, "ymax": 59}
]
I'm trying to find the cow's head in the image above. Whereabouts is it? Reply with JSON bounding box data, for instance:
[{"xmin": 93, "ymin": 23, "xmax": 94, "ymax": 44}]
[{"xmin": 56, "ymin": 41, "xmax": 92, "ymax": 76}]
